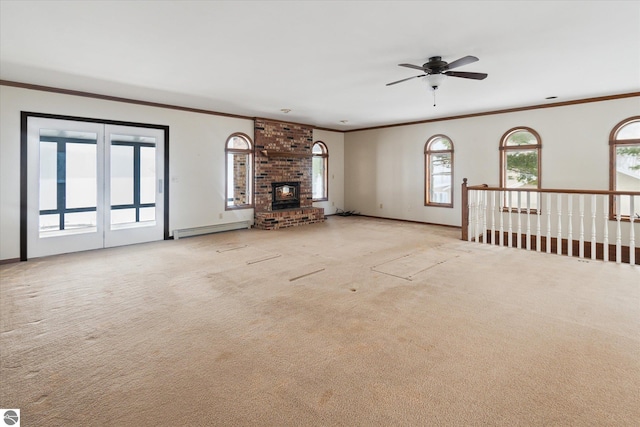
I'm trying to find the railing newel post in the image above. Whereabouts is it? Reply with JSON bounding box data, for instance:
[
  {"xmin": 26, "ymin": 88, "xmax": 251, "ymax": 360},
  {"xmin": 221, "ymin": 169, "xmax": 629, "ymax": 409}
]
[{"xmin": 461, "ymin": 178, "xmax": 468, "ymax": 241}]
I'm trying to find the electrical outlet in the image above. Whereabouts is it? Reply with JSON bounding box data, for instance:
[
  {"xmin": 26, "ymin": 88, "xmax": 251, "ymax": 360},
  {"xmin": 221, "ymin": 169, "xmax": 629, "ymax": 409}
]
[
  {"xmin": 379, "ymin": 203, "xmax": 383, "ymax": 209},
  {"xmin": 332, "ymin": 202, "xmax": 335, "ymax": 206},
  {"xmin": 219, "ymin": 213, "xmax": 223, "ymax": 219}
]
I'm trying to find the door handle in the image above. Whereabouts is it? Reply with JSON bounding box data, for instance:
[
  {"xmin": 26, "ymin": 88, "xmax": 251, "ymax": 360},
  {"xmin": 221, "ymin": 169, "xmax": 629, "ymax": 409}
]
[{"xmin": 159, "ymin": 179, "xmax": 163, "ymax": 194}]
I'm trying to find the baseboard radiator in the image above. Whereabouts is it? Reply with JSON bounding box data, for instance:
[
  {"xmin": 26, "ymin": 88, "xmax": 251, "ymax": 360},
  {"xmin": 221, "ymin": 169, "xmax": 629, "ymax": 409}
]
[{"xmin": 173, "ymin": 221, "xmax": 252, "ymax": 239}]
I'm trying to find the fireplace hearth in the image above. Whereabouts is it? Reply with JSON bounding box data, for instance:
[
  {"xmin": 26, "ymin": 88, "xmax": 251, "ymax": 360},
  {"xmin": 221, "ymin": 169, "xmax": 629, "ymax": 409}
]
[{"xmin": 272, "ymin": 182, "xmax": 300, "ymax": 210}]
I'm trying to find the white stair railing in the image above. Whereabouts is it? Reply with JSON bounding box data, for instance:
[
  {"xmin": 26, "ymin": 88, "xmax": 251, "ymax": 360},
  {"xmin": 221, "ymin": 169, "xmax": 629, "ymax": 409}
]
[{"xmin": 463, "ymin": 181, "xmax": 638, "ymax": 266}]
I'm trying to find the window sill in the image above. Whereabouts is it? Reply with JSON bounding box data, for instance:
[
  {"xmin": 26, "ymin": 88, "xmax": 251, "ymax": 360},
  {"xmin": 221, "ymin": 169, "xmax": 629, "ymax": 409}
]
[
  {"xmin": 225, "ymin": 205, "xmax": 254, "ymax": 211},
  {"xmin": 425, "ymin": 203, "xmax": 453, "ymax": 208}
]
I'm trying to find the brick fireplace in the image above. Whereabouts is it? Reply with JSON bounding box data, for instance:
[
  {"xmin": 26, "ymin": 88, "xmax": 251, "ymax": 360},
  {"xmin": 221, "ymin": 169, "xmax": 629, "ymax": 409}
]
[{"xmin": 253, "ymin": 119, "xmax": 324, "ymax": 230}]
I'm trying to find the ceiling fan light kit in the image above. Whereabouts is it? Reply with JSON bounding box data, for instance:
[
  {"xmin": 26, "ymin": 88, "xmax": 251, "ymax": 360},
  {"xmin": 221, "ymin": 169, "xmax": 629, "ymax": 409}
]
[
  {"xmin": 423, "ymin": 73, "xmax": 446, "ymax": 90},
  {"xmin": 387, "ymin": 55, "xmax": 488, "ymax": 106}
]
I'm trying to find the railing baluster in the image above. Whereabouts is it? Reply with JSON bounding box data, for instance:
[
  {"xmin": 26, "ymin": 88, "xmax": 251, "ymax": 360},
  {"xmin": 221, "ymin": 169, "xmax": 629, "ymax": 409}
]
[
  {"xmin": 491, "ymin": 191, "xmax": 496, "ymax": 245},
  {"xmin": 616, "ymin": 195, "xmax": 622, "ymax": 264},
  {"xmin": 517, "ymin": 191, "xmax": 522, "ymax": 249},
  {"xmin": 499, "ymin": 191, "xmax": 505, "ymax": 247},
  {"xmin": 508, "ymin": 191, "xmax": 513, "ymax": 248},
  {"xmin": 536, "ymin": 192, "xmax": 541, "ymax": 252},
  {"xmin": 468, "ymin": 190, "xmax": 473, "ymax": 241},
  {"xmin": 557, "ymin": 193, "xmax": 562, "ymax": 255},
  {"xmin": 470, "ymin": 190, "xmax": 475, "ymax": 242},
  {"xmin": 482, "ymin": 190, "xmax": 488, "ymax": 244},
  {"xmin": 630, "ymin": 196, "xmax": 635, "ymax": 266},
  {"xmin": 476, "ymin": 190, "xmax": 483, "ymax": 243},
  {"xmin": 579, "ymin": 195, "xmax": 585, "ymax": 259},
  {"xmin": 591, "ymin": 195, "xmax": 597, "ymax": 260},
  {"xmin": 546, "ymin": 193, "xmax": 551, "ymax": 253},
  {"xmin": 603, "ymin": 195, "xmax": 609, "ymax": 262},
  {"xmin": 567, "ymin": 194, "xmax": 573, "ymax": 257},
  {"xmin": 526, "ymin": 192, "xmax": 531, "ymax": 251}
]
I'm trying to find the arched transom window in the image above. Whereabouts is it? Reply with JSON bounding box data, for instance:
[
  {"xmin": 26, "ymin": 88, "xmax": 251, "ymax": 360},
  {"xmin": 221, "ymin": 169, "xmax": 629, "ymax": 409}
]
[
  {"xmin": 425, "ymin": 135, "xmax": 453, "ymax": 207},
  {"xmin": 609, "ymin": 116, "xmax": 640, "ymax": 219},
  {"xmin": 225, "ymin": 133, "xmax": 253, "ymax": 209},
  {"xmin": 312, "ymin": 141, "xmax": 328, "ymax": 201}
]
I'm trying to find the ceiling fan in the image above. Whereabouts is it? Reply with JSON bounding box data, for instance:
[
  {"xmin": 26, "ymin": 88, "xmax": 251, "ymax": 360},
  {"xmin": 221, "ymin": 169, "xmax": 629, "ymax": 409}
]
[{"xmin": 386, "ymin": 55, "xmax": 487, "ymax": 106}]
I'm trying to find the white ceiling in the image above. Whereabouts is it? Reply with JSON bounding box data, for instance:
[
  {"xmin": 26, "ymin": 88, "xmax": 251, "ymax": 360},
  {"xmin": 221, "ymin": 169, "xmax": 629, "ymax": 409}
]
[{"xmin": 1, "ymin": 1, "xmax": 639, "ymax": 131}]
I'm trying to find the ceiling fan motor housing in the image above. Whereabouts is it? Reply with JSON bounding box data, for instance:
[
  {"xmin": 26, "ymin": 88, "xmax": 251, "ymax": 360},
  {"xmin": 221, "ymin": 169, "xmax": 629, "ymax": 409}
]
[{"xmin": 425, "ymin": 56, "xmax": 448, "ymax": 74}]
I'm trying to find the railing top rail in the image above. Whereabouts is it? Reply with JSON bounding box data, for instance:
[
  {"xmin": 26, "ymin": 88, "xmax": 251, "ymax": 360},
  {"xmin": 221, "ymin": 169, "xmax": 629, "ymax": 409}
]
[{"xmin": 466, "ymin": 184, "xmax": 640, "ymax": 197}]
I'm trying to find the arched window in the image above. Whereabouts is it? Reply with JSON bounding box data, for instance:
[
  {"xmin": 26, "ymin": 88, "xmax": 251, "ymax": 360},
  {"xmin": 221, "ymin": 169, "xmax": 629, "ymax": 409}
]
[
  {"xmin": 500, "ymin": 127, "xmax": 541, "ymax": 211},
  {"xmin": 225, "ymin": 133, "xmax": 253, "ymax": 209},
  {"xmin": 500, "ymin": 127, "xmax": 541, "ymax": 189},
  {"xmin": 312, "ymin": 141, "xmax": 328, "ymax": 201},
  {"xmin": 609, "ymin": 116, "xmax": 640, "ymax": 219},
  {"xmin": 425, "ymin": 135, "xmax": 453, "ymax": 207}
]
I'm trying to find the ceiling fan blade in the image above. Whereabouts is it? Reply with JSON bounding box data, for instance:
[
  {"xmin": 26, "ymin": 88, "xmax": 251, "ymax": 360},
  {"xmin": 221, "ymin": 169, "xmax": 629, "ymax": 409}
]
[
  {"xmin": 398, "ymin": 63, "xmax": 429, "ymax": 71},
  {"xmin": 446, "ymin": 55, "xmax": 479, "ymax": 70},
  {"xmin": 444, "ymin": 71, "xmax": 488, "ymax": 80},
  {"xmin": 386, "ymin": 75, "xmax": 426, "ymax": 86}
]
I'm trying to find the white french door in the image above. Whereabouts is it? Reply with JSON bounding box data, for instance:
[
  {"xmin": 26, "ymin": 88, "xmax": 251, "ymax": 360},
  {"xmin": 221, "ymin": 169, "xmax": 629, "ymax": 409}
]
[{"xmin": 26, "ymin": 117, "xmax": 165, "ymax": 258}]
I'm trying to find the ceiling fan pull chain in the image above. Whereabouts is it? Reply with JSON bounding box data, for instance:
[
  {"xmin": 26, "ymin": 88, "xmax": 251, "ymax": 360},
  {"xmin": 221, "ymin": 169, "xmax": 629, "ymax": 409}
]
[{"xmin": 433, "ymin": 88, "xmax": 437, "ymax": 107}]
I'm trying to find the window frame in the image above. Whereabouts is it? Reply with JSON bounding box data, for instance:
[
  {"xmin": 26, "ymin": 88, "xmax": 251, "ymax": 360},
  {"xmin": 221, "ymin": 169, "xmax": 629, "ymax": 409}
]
[
  {"xmin": 498, "ymin": 127, "xmax": 542, "ymax": 213},
  {"xmin": 224, "ymin": 132, "xmax": 254, "ymax": 210},
  {"xmin": 424, "ymin": 134, "xmax": 454, "ymax": 208},
  {"xmin": 609, "ymin": 116, "xmax": 640, "ymax": 220},
  {"xmin": 312, "ymin": 141, "xmax": 329, "ymax": 202},
  {"xmin": 500, "ymin": 126, "xmax": 542, "ymax": 192}
]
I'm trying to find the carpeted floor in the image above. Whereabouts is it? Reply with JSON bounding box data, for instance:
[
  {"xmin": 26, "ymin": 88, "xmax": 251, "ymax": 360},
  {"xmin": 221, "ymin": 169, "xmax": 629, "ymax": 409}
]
[{"xmin": 1, "ymin": 216, "xmax": 639, "ymax": 426}]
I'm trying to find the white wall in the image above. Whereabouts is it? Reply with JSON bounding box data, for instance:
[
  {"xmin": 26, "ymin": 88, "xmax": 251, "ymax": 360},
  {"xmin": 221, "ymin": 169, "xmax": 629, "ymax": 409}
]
[
  {"xmin": 0, "ymin": 86, "xmax": 256, "ymax": 260},
  {"xmin": 344, "ymin": 97, "xmax": 640, "ymax": 227},
  {"xmin": 2, "ymin": 85, "xmax": 636, "ymax": 261},
  {"xmin": 312, "ymin": 129, "xmax": 345, "ymax": 215}
]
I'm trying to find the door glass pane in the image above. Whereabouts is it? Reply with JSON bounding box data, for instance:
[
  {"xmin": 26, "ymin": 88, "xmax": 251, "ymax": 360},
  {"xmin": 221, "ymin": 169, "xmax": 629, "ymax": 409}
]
[
  {"xmin": 140, "ymin": 146, "xmax": 156, "ymax": 204},
  {"xmin": 39, "ymin": 214, "xmax": 60, "ymax": 233},
  {"xmin": 430, "ymin": 153, "xmax": 451, "ymax": 204},
  {"xmin": 139, "ymin": 207, "xmax": 156, "ymax": 223},
  {"xmin": 111, "ymin": 145, "xmax": 134, "ymax": 205},
  {"xmin": 39, "ymin": 141, "xmax": 57, "ymax": 210},
  {"xmin": 66, "ymin": 142, "xmax": 97, "ymax": 209},
  {"xmin": 111, "ymin": 209, "xmax": 136, "ymax": 225},
  {"xmin": 65, "ymin": 211, "xmax": 97, "ymax": 231}
]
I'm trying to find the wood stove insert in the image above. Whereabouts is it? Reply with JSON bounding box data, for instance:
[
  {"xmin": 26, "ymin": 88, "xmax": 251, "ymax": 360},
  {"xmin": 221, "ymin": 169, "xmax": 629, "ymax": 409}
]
[{"xmin": 271, "ymin": 182, "xmax": 300, "ymax": 210}]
